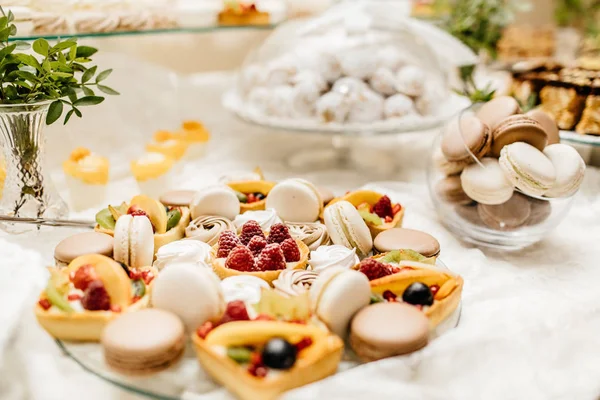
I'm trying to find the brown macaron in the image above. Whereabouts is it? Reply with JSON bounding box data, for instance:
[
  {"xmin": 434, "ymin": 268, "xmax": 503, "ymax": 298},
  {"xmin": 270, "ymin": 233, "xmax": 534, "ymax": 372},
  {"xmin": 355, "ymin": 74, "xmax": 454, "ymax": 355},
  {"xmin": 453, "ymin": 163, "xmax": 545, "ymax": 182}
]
[
  {"xmin": 441, "ymin": 115, "xmax": 491, "ymax": 162},
  {"xmin": 526, "ymin": 109, "xmax": 560, "ymax": 145},
  {"xmin": 490, "ymin": 115, "xmax": 548, "ymax": 157},
  {"xmin": 435, "ymin": 176, "xmax": 473, "ymax": 205},
  {"xmin": 456, "ymin": 204, "xmax": 485, "ymax": 227},
  {"xmin": 373, "ymin": 228, "xmax": 440, "ymax": 257},
  {"xmin": 475, "ymin": 96, "xmax": 522, "ymax": 130},
  {"xmin": 102, "ymin": 309, "xmax": 185, "ymax": 375},
  {"xmin": 159, "ymin": 190, "xmax": 197, "ymax": 207},
  {"xmin": 525, "ymin": 197, "xmax": 552, "ymax": 226},
  {"xmin": 350, "ymin": 302, "xmax": 429, "ymax": 362},
  {"xmin": 477, "ymin": 193, "xmax": 532, "ymax": 231},
  {"xmin": 54, "ymin": 232, "xmax": 114, "ymax": 267}
]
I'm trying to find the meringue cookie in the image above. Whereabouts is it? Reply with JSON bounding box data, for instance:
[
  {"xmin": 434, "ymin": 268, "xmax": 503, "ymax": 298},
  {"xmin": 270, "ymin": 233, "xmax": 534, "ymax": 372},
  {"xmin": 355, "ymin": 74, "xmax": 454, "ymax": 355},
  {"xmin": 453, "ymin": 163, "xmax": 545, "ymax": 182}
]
[
  {"xmin": 292, "ymin": 70, "xmax": 328, "ymax": 93},
  {"xmin": 384, "ymin": 94, "xmax": 417, "ymax": 119},
  {"xmin": 308, "ymin": 245, "xmax": 359, "ymax": 272},
  {"xmin": 247, "ymin": 87, "xmax": 271, "ymax": 115},
  {"xmin": 265, "ymin": 86, "xmax": 296, "ymax": 118},
  {"xmin": 370, "ymin": 68, "xmax": 398, "ymax": 96},
  {"xmin": 265, "ymin": 58, "xmax": 298, "ymax": 87},
  {"xmin": 347, "ymin": 89, "xmax": 384, "ymax": 123},
  {"xmin": 376, "ymin": 47, "xmax": 408, "ymax": 72},
  {"xmin": 338, "ymin": 49, "xmax": 377, "ymax": 80},
  {"xmin": 290, "ymin": 81, "xmax": 322, "ymax": 118},
  {"xmin": 395, "ymin": 66, "xmax": 426, "ymax": 97},
  {"xmin": 316, "ymin": 92, "xmax": 350, "ymax": 123},
  {"xmin": 153, "ymin": 240, "xmax": 212, "ymax": 271},
  {"xmin": 221, "ymin": 276, "xmax": 270, "ymax": 305},
  {"xmin": 185, "ymin": 215, "xmax": 235, "ymax": 246},
  {"xmin": 332, "ymin": 77, "xmax": 369, "ymax": 95},
  {"xmin": 233, "ymin": 209, "xmax": 282, "ymax": 232},
  {"xmin": 287, "ymin": 222, "xmax": 331, "ymax": 251},
  {"xmin": 273, "ymin": 269, "xmax": 319, "ymax": 297}
]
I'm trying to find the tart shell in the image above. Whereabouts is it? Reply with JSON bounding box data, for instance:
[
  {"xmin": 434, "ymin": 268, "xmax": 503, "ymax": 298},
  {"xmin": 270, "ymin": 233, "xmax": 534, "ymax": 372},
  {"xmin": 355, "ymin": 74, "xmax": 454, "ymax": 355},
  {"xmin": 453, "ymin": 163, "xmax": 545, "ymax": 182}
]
[
  {"xmin": 211, "ymin": 239, "xmax": 309, "ymax": 285},
  {"xmin": 218, "ymin": 10, "xmax": 271, "ymax": 26},
  {"xmin": 226, "ymin": 181, "xmax": 276, "ymax": 213},
  {"xmin": 325, "ymin": 190, "xmax": 404, "ymax": 238}
]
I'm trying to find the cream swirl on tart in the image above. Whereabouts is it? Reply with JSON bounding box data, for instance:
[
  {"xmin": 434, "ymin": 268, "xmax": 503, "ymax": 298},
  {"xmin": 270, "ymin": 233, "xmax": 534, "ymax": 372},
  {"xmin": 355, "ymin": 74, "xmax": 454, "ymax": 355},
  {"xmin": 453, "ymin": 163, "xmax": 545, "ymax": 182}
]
[
  {"xmin": 186, "ymin": 216, "xmax": 235, "ymax": 246},
  {"xmin": 308, "ymin": 245, "xmax": 359, "ymax": 272},
  {"xmin": 233, "ymin": 209, "xmax": 281, "ymax": 232},
  {"xmin": 153, "ymin": 240, "xmax": 212, "ymax": 271},
  {"xmin": 273, "ymin": 270, "xmax": 319, "ymax": 297},
  {"xmin": 287, "ymin": 222, "xmax": 331, "ymax": 251},
  {"xmin": 220, "ymin": 276, "xmax": 269, "ymax": 305}
]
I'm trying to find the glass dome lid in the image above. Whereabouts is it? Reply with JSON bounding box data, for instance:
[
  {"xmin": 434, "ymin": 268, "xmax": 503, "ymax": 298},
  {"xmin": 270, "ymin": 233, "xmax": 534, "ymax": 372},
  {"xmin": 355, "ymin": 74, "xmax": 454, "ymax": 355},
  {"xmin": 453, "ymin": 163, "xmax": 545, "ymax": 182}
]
[{"xmin": 224, "ymin": 0, "xmax": 476, "ymax": 134}]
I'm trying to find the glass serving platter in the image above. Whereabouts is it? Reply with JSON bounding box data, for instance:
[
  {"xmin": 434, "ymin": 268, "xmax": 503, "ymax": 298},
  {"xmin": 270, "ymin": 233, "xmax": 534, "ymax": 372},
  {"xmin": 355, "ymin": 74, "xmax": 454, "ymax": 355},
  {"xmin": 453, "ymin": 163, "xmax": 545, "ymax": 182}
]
[
  {"xmin": 560, "ymin": 130, "xmax": 600, "ymax": 147},
  {"xmin": 55, "ymin": 259, "xmax": 462, "ymax": 400}
]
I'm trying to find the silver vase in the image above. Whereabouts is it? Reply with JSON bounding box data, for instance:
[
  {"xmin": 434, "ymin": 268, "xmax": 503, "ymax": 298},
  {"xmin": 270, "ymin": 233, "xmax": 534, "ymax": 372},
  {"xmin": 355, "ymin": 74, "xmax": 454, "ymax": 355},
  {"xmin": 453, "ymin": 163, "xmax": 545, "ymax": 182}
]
[{"xmin": 0, "ymin": 102, "xmax": 68, "ymax": 233}]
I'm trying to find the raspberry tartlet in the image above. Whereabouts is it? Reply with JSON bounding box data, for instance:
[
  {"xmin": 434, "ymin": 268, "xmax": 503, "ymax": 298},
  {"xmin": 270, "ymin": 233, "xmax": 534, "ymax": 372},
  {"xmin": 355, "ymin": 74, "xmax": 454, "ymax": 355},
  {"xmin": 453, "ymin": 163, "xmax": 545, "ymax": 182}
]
[
  {"xmin": 211, "ymin": 222, "xmax": 309, "ymax": 284},
  {"xmin": 35, "ymin": 254, "xmax": 156, "ymax": 342},
  {"xmin": 325, "ymin": 190, "xmax": 404, "ymax": 238},
  {"xmin": 353, "ymin": 251, "xmax": 463, "ymax": 329}
]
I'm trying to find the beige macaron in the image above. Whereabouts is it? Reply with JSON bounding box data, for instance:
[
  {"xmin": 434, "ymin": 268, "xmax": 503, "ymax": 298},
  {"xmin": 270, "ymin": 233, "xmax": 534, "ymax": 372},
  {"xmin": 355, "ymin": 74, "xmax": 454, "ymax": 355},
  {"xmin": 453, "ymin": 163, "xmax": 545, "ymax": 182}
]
[
  {"xmin": 54, "ymin": 232, "xmax": 114, "ymax": 267},
  {"xmin": 373, "ymin": 228, "xmax": 440, "ymax": 257},
  {"xmin": 160, "ymin": 190, "xmax": 197, "ymax": 207},
  {"xmin": 475, "ymin": 96, "xmax": 521, "ymax": 130}
]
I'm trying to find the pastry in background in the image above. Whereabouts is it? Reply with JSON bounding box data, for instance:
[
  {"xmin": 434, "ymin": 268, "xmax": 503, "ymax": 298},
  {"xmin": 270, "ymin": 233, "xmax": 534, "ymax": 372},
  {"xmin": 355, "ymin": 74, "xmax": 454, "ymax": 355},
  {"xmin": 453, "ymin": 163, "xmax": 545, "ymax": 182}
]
[
  {"xmin": 218, "ymin": 0, "xmax": 270, "ymax": 26},
  {"xmin": 177, "ymin": 121, "xmax": 210, "ymax": 159},
  {"xmin": 146, "ymin": 130, "xmax": 188, "ymax": 161},
  {"xmin": 497, "ymin": 25, "xmax": 556, "ymax": 61},
  {"xmin": 576, "ymin": 89, "xmax": 600, "ymax": 135},
  {"xmin": 540, "ymin": 85, "xmax": 587, "ymax": 131},
  {"xmin": 31, "ymin": 10, "xmax": 69, "ymax": 35},
  {"xmin": 130, "ymin": 152, "xmax": 175, "ymax": 198},
  {"xmin": 63, "ymin": 147, "xmax": 109, "ymax": 211}
]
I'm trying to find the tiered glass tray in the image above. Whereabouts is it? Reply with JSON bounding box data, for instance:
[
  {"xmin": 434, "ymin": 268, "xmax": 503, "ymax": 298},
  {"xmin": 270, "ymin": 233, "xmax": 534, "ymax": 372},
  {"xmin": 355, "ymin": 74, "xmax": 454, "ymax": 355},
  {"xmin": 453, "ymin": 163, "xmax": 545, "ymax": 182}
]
[{"xmin": 560, "ymin": 130, "xmax": 600, "ymax": 147}]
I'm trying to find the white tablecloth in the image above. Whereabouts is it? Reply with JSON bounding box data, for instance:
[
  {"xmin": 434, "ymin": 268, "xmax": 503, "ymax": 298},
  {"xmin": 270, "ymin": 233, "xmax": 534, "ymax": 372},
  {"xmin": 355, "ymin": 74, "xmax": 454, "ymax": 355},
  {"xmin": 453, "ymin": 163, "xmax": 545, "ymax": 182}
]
[{"xmin": 2, "ymin": 69, "xmax": 600, "ymax": 400}]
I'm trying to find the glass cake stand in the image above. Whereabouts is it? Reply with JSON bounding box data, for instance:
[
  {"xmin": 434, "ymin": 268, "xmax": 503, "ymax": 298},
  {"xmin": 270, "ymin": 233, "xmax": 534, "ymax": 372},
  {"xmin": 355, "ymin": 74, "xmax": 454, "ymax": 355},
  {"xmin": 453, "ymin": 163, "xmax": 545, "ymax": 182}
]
[
  {"xmin": 560, "ymin": 131, "xmax": 600, "ymax": 167},
  {"xmin": 55, "ymin": 260, "xmax": 462, "ymax": 400}
]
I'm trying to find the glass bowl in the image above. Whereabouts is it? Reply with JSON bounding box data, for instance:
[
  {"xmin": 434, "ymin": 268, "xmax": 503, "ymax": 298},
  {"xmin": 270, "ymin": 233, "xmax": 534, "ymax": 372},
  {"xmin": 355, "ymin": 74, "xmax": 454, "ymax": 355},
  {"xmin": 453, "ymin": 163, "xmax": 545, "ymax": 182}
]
[{"xmin": 427, "ymin": 107, "xmax": 576, "ymax": 250}]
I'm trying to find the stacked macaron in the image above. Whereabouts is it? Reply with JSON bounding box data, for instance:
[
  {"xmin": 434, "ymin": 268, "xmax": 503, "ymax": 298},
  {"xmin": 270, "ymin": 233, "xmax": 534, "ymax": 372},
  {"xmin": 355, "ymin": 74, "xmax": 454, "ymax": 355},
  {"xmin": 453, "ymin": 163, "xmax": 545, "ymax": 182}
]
[{"xmin": 435, "ymin": 96, "xmax": 586, "ymax": 231}]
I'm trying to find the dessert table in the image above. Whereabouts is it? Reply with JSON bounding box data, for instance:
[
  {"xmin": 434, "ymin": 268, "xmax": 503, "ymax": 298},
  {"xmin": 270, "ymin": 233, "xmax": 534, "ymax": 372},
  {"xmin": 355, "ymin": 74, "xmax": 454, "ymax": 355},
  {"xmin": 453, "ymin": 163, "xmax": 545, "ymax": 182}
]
[{"xmin": 2, "ymin": 70, "xmax": 600, "ymax": 400}]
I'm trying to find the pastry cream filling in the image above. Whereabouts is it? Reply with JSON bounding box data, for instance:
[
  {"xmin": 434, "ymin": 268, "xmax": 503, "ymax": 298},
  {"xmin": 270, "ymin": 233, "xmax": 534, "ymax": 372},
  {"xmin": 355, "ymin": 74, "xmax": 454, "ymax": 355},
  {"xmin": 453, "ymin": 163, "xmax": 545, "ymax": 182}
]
[
  {"xmin": 63, "ymin": 148, "xmax": 109, "ymax": 184},
  {"xmin": 130, "ymin": 152, "xmax": 174, "ymax": 182},
  {"xmin": 178, "ymin": 120, "xmax": 210, "ymax": 143}
]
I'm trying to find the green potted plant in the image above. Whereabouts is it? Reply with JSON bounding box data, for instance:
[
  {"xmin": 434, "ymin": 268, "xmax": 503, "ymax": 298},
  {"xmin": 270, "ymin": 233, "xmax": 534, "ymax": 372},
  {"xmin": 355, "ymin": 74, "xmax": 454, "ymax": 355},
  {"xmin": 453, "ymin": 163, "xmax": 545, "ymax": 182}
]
[{"xmin": 0, "ymin": 7, "xmax": 118, "ymax": 231}]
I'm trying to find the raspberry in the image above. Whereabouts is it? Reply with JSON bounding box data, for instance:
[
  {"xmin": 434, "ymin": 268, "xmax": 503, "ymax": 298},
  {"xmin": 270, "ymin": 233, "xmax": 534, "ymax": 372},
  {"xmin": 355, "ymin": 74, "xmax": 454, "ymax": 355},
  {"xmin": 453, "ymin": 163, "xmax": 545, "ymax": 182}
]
[
  {"xmin": 248, "ymin": 235, "xmax": 267, "ymax": 258},
  {"xmin": 430, "ymin": 284, "xmax": 440, "ymax": 297},
  {"xmin": 248, "ymin": 352, "xmax": 267, "ymax": 377},
  {"xmin": 256, "ymin": 243, "xmax": 286, "ymax": 271},
  {"xmin": 197, "ymin": 321, "xmax": 214, "ymax": 339},
  {"xmin": 372, "ymin": 195, "xmax": 393, "ymax": 218},
  {"xmin": 267, "ymin": 223, "xmax": 292, "ymax": 244},
  {"xmin": 358, "ymin": 259, "xmax": 394, "ymax": 281},
  {"xmin": 81, "ymin": 279, "xmax": 111, "ymax": 311},
  {"xmin": 219, "ymin": 300, "xmax": 251, "ymax": 324},
  {"xmin": 141, "ymin": 270, "xmax": 155, "ymax": 285},
  {"xmin": 70, "ymin": 264, "xmax": 98, "ymax": 291},
  {"xmin": 239, "ymin": 220, "xmax": 265, "ymax": 246},
  {"xmin": 295, "ymin": 337, "xmax": 313, "ymax": 352},
  {"xmin": 225, "ymin": 245, "xmax": 256, "ymax": 271},
  {"xmin": 38, "ymin": 299, "xmax": 51, "ymax": 310},
  {"xmin": 127, "ymin": 205, "xmax": 146, "ymax": 216},
  {"xmin": 217, "ymin": 230, "xmax": 241, "ymax": 258},
  {"xmin": 383, "ymin": 290, "xmax": 397, "ymax": 302},
  {"xmin": 280, "ymin": 238, "xmax": 300, "ymax": 262}
]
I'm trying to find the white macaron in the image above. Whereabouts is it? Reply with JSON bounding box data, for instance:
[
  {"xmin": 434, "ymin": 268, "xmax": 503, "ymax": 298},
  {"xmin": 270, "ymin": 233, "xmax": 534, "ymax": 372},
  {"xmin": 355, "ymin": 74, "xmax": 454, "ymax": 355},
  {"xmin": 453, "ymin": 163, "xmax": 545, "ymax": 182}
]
[
  {"xmin": 113, "ymin": 215, "xmax": 154, "ymax": 268},
  {"xmin": 151, "ymin": 262, "xmax": 226, "ymax": 332},
  {"xmin": 543, "ymin": 144, "xmax": 586, "ymax": 198},
  {"xmin": 190, "ymin": 185, "xmax": 240, "ymax": 220},
  {"xmin": 460, "ymin": 158, "xmax": 514, "ymax": 205},
  {"xmin": 309, "ymin": 267, "xmax": 371, "ymax": 338},
  {"xmin": 265, "ymin": 178, "xmax": 322, "ymax": 222},
  {"xmin": 323, "ymin": 201, "xmax": 373, "ymax": 257}
]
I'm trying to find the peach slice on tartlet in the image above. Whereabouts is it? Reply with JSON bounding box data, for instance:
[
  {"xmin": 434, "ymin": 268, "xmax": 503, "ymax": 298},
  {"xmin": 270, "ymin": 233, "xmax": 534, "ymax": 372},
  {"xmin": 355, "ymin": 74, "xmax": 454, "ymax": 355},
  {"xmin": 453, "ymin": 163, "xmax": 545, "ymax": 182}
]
[
  {"xmin": 325, "ymin": 190, "xmax": 404, "ymax": 238},
  {"xmin": 35, "ymin": 254, "xmax": 157, "ymax": 342},
  {"xmin": 227, "ymin": 180, "xmax": 276, "ymax": 213},
  {"xmin": 353, "ymin": 251, "xmax": 462, "ymax": 329}
]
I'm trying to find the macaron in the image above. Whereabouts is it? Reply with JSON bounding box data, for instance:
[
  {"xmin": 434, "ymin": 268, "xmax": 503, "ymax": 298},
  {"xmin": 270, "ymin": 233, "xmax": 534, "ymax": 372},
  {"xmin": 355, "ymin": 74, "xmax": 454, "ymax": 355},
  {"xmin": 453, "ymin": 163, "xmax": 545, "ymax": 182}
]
[
  {"xmin": 475, "ymin": 96, "xmax": 521, "ymax": 130},
  {"xmin": 543, "ymin": 144, "xmax": 586, "ymax": 198},
  {"xmin": 102, "ymin": 309, "xmax": 185, "ymax": 375},
  {"xmin": 159, "ymin": 190, "xmax": 197, "ymax": 207},
  {"xmin": 525, "ymin": 198, "xmax": 552, "ymax": 226},
  {"xmin": 433, "ymin": 147, "xmax": 469, "ymax": 176},
  {"xmin": 477, "ymin": 193, "xmax": 532, "ymax": 231},
  {"xmin": 460, "ymin": 158, "xmax": 514, "ymax": 205},
  {"xmin": 54, "ymin": 232, "xmax": 113, "ymax": 267},
  {"xmin": 266, "ymin": 178, "xmax": 322, "ymax": 222},
  {"xmin": 441, "ymin": 115, "xmax": 491, "ymax": 162},
  {"xmin": 526, "ymin": 109, "xmax": 560, "ymax": 145},
  {"xmin": 455, "ymin": 204, "xmax": 485, "ymax": 227},
  {"xmin": 435, "ymin": 176, "xmax": 472, "ymax": 205},
  {"xmin": 190, "ymin": 185, "xmax": 240, "ymax": 220},
  {"xmin": 323, "ymin": 201, "xmax": 373, "ymax": 257},
  {"xmin": 113, "ymin": 215, "xmax": 154, "ymax": 268},
  {"xmin": 499, "ymin": 142, "xmax": 556, "ymax": 197},
  {"xmin": 373, "ymin": 228, "xmax": 440, "ymax": 257},
  {"xmin": 309, "ymin": 266, "xmax": 371, "ymax": 338},
  {"xmin": 490, "ymin": 115, "xmax": 548, "ymax": 157},
  {"xmin": 350, "ymin": 302, "xmax": 429, "ymax": 362},
  {"xmin": 151, "ymin": 262, "xmax": 225, "ymax": 332}
]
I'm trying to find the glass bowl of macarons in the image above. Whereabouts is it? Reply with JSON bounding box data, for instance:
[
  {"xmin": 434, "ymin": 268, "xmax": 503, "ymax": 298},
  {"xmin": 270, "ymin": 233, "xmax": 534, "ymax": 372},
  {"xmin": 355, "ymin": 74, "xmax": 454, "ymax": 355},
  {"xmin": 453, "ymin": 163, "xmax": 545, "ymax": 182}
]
[{"xmin": 428, "ymin": 96, "xmax": 587, "ymax": 250}]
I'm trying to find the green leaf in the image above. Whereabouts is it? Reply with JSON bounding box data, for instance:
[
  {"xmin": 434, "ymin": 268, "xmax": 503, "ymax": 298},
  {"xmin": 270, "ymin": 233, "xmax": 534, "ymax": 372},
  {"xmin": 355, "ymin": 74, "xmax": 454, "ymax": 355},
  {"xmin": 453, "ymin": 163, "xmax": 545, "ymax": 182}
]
[
  {"xmin": 63, "ymin": 109, "xmax": 75, "ymax": 124},
  {"xmin": 81, "ymin": 65, "xmax": 97, "ymax": 84},
  {"xmin": 95, "ymin": 69, "xmax": 112, "ymax": 83},
  {"xmin": 97, "ymin": 85, "xmax": 119, "ymax": 95},
  {"xmin": 50, "ymin": 40, "xmax": 77, "ymax": 53},
  {"xmin": 46, "ymin": 101, "xmax": 63, "ymax": 125},
  {"xmin": 13, "ymin": 70, "xmax": 39, "ymax": 82},
  {"xmin": 13, "ymin": 54, "xmax": 41, "ymax": 70},
  {"xmin": 9, "ymin": 24, "xmax": 16, "ymax": 36},
  {"xmin": 57, "ymin": 51, "xmax": 67, "ymax": 64},
  {"xmin": 81, "ymin": 86, "xmax": 94, "ymax": 96},
  {"xmin": 32, "ymin": 39, "xmax": 49, "ymax": 56},
  {"xmin": 75, "ymin": 46, "xmax": 98, "ymax": 58},
  {"xmin": 0, "ymin": 17, "xmax": 7, "ymax": 29},
  {"xmin": 13, "ymin": 80, "xmax": 31, "ymax": 89},
  {"xmin": 42, "ymin": 58, "xmax": 51, "ymax": 72},
  {"xmin": 67, "ymin": 89, "xmax": 77, "ymax": 103},
  {"xmin": 0, "ymin": 43, "xmax": 15, "ymax": 60},
  {"xmin": 68, "ymin": 44, "xmax": 77, "ymax": 61},
  {"xmin": 7, "ymin": 10, "xmax": 13, "ymax": 23},
  {"xmin": 73, "ymin": 95, "xmax": 103, "ymax": 106},
  {"xmin": 12, "ymin": 41, "xmax": 30, "ymax": 50},
  {"xmin": 73, "ymin": 107, "xmax": 82, "ymax": 117},
  {"xmin": 50, "ymin": 72, "xmax": 72, "ymax": 78}
]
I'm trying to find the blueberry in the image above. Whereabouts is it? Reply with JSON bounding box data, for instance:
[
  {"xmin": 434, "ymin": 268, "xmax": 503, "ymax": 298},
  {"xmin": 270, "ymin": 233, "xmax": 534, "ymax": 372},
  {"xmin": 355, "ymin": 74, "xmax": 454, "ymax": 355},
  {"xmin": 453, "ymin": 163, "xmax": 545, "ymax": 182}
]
[
  {"xmin": 261, "ymin": 338, "xmax": 297, "ymax": 370},
  {"xmin": 402, "ymin": 282, "xmax": 434, "ymax": 306},
  {"xmin": 255, "ymin": 192, "xmax": 265, "ymax": 200}
]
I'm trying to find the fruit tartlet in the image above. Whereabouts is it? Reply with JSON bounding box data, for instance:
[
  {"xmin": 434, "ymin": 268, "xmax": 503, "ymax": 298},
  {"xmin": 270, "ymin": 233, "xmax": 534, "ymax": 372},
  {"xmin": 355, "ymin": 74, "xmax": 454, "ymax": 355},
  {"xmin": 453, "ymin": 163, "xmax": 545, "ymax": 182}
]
[
  {"xmin": 211, "ymin": 222, "xmax": 309, "ymax": 285},
  {"xmin": 228, "ymin": 180, "xmax": 276, "ymax": 213},
  {"xmin": 130, "ymin": 152, "xmax": 175, "ymax": 198},
  {"xmin": 354, "ymin": 250, "xmax": 462, "ymax": 328},
  {"xmin": 35, "ymin": 254, "xmax": 156, "ymax": 342},
  {"xmin": 218, "ymin": 1, "xmax": 270, "ymax": 26},
  {"xmin": 176, "ymin": 120, "xmax": 210, "ymax": 159},
  {"xmin": 326, "ymin": 190, "xmax": 404, "ymax": 238},
  {"xmin": 95, "ymin": 194, "xmax": 191, "ymax": 254},
  {"xmin": 146, "ymin": 130, "xmax": 188, "ymax": 161},
  {"xmin": 193, "ymin": 300, "xmax": 343, "ymax": 400},
  {"xmin": 62, "ymin": 147, "xmax": 109, "ymax": 211}
]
